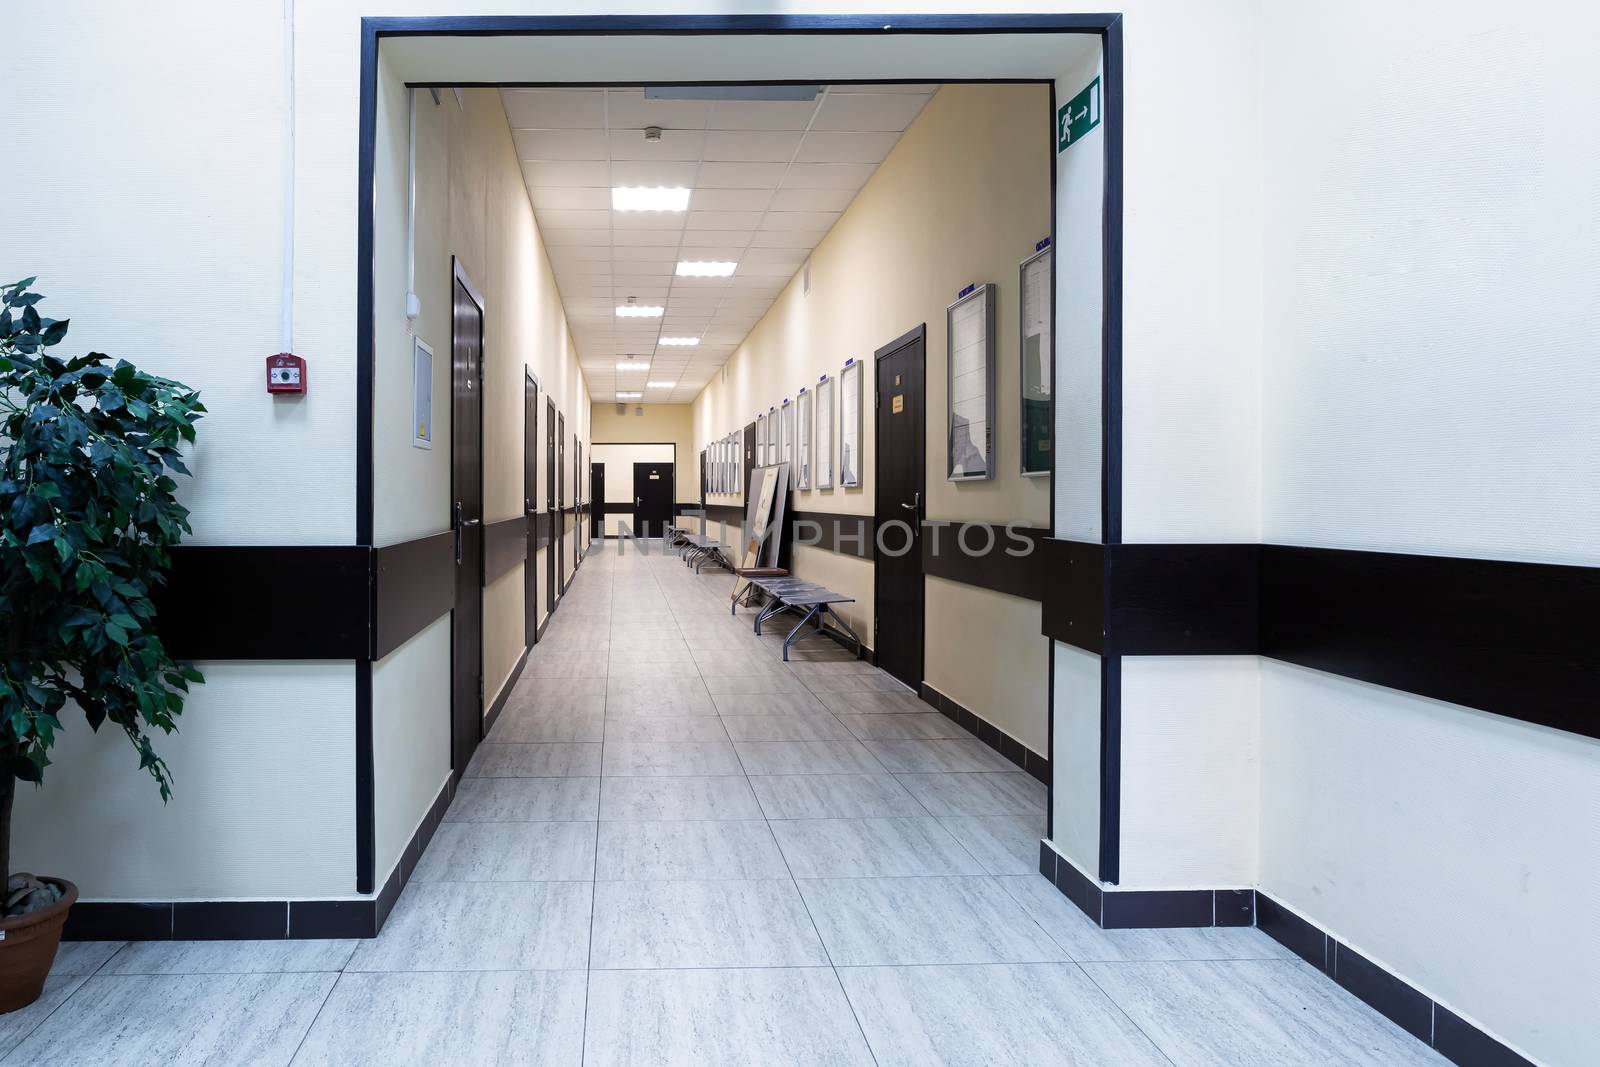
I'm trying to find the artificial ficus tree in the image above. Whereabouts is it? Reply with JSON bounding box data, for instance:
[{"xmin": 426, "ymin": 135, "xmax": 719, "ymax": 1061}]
[{"xmin": 0, "ymin": 279, "xmax": 205, "ymax": 911}]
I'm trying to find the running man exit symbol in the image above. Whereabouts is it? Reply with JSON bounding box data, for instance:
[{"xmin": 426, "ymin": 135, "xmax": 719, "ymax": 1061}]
[{"xmin": 1057, "ymin": 76, "xmax": 1101, "ymax": 152}]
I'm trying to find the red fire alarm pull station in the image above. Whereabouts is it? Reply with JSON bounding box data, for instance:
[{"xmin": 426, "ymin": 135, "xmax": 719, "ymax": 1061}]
[{"xmin": 267, "ymin": 352, "xmax": 306, "ymax": 394}]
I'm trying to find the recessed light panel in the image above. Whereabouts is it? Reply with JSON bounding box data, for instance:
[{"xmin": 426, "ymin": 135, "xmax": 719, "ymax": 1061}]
[
  {"xmin": 612, "ymin": 186, "xmax": 690, "ymax": 212},
  {"xmin": 616, "ymin": 391, "xmax": 643, "ymax": 399},
  {"xmin": 615, "ymin": 361, "xmax": 651, "ymax": 371},
  {"xmin": 615, "ymin": 305, "xmax": 665, "ymax": 318},
  {"xmin": 657, "ymin": 337, "xmax": 700, "ymax": 346},
  {"xmin": 647, "ymin": 381, "xmax": 674, "ymax": 389},
  {"xmin": 676, "ymin": 260, "xmax": 738, "ymax": 277}
]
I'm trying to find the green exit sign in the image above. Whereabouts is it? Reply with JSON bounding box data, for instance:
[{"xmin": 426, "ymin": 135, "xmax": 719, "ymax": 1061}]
[{"xmin": 1057, "ymin": 76, "xmax": 1101, "ymax": 152}]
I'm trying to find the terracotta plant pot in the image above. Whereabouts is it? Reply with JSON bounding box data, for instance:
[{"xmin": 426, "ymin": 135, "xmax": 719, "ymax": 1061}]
[{"xmin": 0, "ymin": 878, "xmax": 78, "ymax": 1014}]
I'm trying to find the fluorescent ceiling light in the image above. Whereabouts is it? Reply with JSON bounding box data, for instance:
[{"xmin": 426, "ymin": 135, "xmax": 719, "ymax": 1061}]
[
  {"xmin": 657, "ymin": 337, "xmax": 700, "ymax": 346},
  {"xmin": 615, "ymin": 305, "xmax": 664, "ymax": 318},
  {"xmin": 612, "ymin": 186, "xmax": 690, "ymax": 212},
  {"xmin": 647, "ymin": 381, "xmax": 674, "ymax": 389},
  {"xmin": 615, "ymin": 361, "xmax": 651, "ymax": 371},
  {"xmin": 647, "ymin": 85, "xmax": 821, "ymax": 102},
  {"xmin": 676, "ymin": 260, "xmax": 737, "ymax": 278},
  {"xmin": 616, "ymin": 392, "xmax": 643, "ymax": 399}
]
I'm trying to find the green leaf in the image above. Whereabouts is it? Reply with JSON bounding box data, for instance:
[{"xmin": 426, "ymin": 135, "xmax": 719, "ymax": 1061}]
[{"xmin": 40, "ymin": 318, "xmax": 69, "ymax": 345}]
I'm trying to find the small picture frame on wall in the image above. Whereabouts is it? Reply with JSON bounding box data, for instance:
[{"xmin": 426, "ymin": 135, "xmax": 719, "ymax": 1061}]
[
  {"xmin": 411, "ymin": 338, "xmax": 433, "ymax": 450},
  {"xmin": 795, "ymin": 388, "xmax": 814, "ymax": 490},
  {"xmin": 839, "ymin": 359, "xmax": 863, "ymax": 488},
  {"xmin": 780, "ymin": 398, "xmax": 795, "ymax": 470},
  {"xmin": 766, "ymin": 407, "xmax": 778, "ymax": 465},
  {"xmin": 1019, "ymin": 243, "xmax": 1053, "ymax": 476},
  {"xmin": 947, "ymin": 283, "xmax": 996, "ymax": 481},
  {"xmin": 815, "ymin": 374, "xmax": 835, "ymax": 490}
]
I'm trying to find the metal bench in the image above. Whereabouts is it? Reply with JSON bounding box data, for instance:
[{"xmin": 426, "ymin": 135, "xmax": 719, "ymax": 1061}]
[
  {"xmin": 745, "ymin": 576, "xmax": 863, "ymax": 661},
  {"xmin": 682, "ymin": 534, "xmax": 733, "ymax": 573}
]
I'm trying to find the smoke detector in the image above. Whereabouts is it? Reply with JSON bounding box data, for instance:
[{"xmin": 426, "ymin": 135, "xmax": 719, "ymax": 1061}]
[{"xmin": 644, "ymin": 126, "xmax": 663, "ymax": 143}]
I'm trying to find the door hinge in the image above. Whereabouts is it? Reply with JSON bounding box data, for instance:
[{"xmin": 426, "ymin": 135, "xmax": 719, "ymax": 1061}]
[{"xmin": 478, "ymin": 676, "xmax": 484, "ymax": 703}]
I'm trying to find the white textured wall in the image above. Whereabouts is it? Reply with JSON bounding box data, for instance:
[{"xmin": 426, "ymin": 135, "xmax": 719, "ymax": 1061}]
[
  {"xmin": 1050, "ymin": 642, "xmax": 1101, "ymax": 877},
  {"xmin": 1117, "ymin": 657, "xmax": 1259, "ymax": 888},
  {"xmin": 13, "ymin": 664, "xmax": 354, "ymax": 899},
  {"xmin": 371, "ymin": 617, "xmax": 451, "ymax": 886},
  {"xmin": 1260, "ymin": 663, "xmax": 1600, "ymax": 1067}
]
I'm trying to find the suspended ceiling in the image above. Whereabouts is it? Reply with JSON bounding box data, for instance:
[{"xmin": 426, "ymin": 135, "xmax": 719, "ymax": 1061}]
[{"xmin": 501, "ymin": 85, "xmax": 936, "ymax": 404}]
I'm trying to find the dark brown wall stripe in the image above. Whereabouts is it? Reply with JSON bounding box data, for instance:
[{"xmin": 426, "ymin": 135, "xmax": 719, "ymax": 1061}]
[
  {"xmin": 791, "ymin": 511, "xmax": 875, "ymax": 560},
  {"xmin": 156, "ymin": 546, "xmax": 371, "ymax": 660},
  {"xmin": 483, "ymin": 516, "xmax": 528, "ymax": 583},
  {"xmin": 533, "ymin": 511, "xmax": 553, "ymax": 549},
  {"xmin": 372, "ymin": 532, "xmax": 454, "ymax": 660},
  {"xmin": 921, "ymin": 524, "xmax": 1047, "ymax": 599}
]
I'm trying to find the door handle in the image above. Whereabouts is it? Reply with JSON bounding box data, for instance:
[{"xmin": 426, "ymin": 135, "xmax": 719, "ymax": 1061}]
[
  {"xmin": 900, "ymin": 491, "xmax": 920, "ymax": 512},
  {"xmin": 454, "ymin": 503, "xmax": 482, "ymax": 565},
  {"xmin": 636, "ymin": 497, "xmax": 643, "ymax": 507}
]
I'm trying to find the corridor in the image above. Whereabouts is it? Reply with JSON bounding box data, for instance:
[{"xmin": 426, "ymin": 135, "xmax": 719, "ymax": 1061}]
[{"xmin": 6, "ymin": 541, "xmax": 1444, "ymax": 1065}]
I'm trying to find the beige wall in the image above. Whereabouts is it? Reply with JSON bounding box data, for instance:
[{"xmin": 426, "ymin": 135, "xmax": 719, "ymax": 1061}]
[
  {"xmin": 591, "ymin": 403, "xmax": 698, "ymax": 506},
  {"xmin": 691, "ymin": 84, "xmax": 1052, "ymax": 753}
]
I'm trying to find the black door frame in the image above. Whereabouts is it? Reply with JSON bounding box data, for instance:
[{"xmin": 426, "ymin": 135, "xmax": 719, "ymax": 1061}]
[
  {"xmin": 524, "ymin": 370, "xmax": 539, "ymax": 646},
  {"xmin": 873, "ymin": 323, "xmax": 928, "ymax": 690},
  {"xmin": 591, "ymin": 462, "xmax": 605, "ymax": 538},
  {"xmin": 448, "ymin": 257, "xmax": 486, "ymax": 786},
  {"xmin": 557, "ymin": 410, "xmax": 566, "ymax": 594},
  {"xmin": 631, "ymin": 460, "xmax": 676, "ymax": 539},
  {"xmin": 546, "ymin": 397, "xmax": 557, "ymax": 616},
  {"xmin": 354, "ymin": 12, "xmax": 1124, "ymax": 897}
]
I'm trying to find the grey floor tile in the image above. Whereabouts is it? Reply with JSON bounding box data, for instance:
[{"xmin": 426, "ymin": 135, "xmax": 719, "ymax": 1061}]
[
  {"xmin": 498, "ymin": 689, "xmax": 607, "ymax": 717},
  {"xmin": 721, "ymin": 713, "xmax": 855, "ymax": 741},
  {"xmin": 733, "ymin": 740, "xmax": 887, "ymax": 775},
  {"xmin": 750, "ymin": 773, "xmax": 928, "ymax": 820},
  {"xmin": 895, "ymin": 771, "xmax": 1047, "ymax": 816},
  {"xmin": 590, "ymin": 879, "xmax": 828, "ymax": 969},
  {"xmin": 701, "ymin": 673, "xmax": 809, "ymax": 695},
  {"xmin": 606, "ymin": 676, "xmax": 710, "ymax": 699},
  {"xmin": 4, "ymin": 972, "xmax": 336, "ymax": 1067},
  {"xmin": 800, "ymin": 672, "xmax": 912, "ymax": 694},
  {"xmin": 104, "ymin": 939, "xmax": 356, "ymax": 975},
  {"xmin": 861, "ymin": 739, "xmax": 1015, "ymax": 773},
  {"xmin": 584, "ymin": 967, "xmax": 875, "ymax": 1066},
  {"xmin": 596, "ymin": 820, "xmax": 789, "ymax": 880},
  {"xmin": 0, "ymin": 974, "xmax": 86, "ymax": 1059},
  {"xmin": 838, "ymin": 712, "xmax": 968, "ymax": 740},
  {"xmin": 996, "ymin": 875, "xmax": 1294, "ymax": 963},
  {"xmin": 446, "ymin": 776, "xmax": 600, "ymax": 822},
  {"xmin": 599, "ymin": 775, "xmax": 764, "ymax": 821},
  {"xmin": 610, "ymin": 645, "xmax": 698, "ymax": 663},
  {"xmin": 524, "ymin": 652, "xmax": 610, "ymax": 679},
  {"xmin": 786, "ymin": 659, "xmax": 880, "ymax": 677},
  {"xmin": 797, "ymin": 876, "xmax": 1064, "ymax": 967},
  {"xmin": 772, "ymin": 817, "xmax": 986, "ymax": 878},
  {"xmin": 1081, "ymin": 958, "xmax": 1447, "ymax": 1066},
  {"xmin": 839, "ymin": 962, "xmax": 1170, "ymax": 1067},
  {"xmin": 608, "ymin": 658, "xmax": 703, "ymax": 679},
  {"xmin": 290, "ymin": 970, "xmax": 586, "ymax": 1066},
  {"xmin": 345, "ymin": 881, "xmax": 592, "ymax": 972},
  {"xmin": 411, "ymin": 821, "xmax": 597, "ymax": 882},
  {"xmin": 605, "ymin": 687, "xmax": 718, "ymax": 717},
  {"xmin": 48, "ymin": 941, "xmax": 124, "ymax": 976},
  {"xmin": 602, "ymin": 740, "xmax": 744, "ymax": 777},
  {"xmin": 937, "ymin": 815, "xmax": 1047, "ymax": 876},
  {"xmin": 711, "ymin": 691, "xmax": 827, "ymax": 715},
  {"xmin": 817, "ymin": 689, "xmax": 933, "ymax": 715},
  {"xmin": 604, "ymin": 716, "xmax": 728, "ymax": 742},
  {"xmin": 465, "ymin": 742, "xmax": 602, "ymax": 778},
  {"xmin": 488, "ymin": 711, "xmax": 604, "ymax": 743}
]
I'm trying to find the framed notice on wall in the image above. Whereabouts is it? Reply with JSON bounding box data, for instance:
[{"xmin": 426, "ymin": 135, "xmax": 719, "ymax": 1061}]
[
  {"xmin": 1019, "ymin": 244, "xmax": 1053, "ymax": 476},
  {"xmin": 412, "ymin": 339, "xmax": 433, "ymax": 449},
  {"xmin": 780, "ymin": 399, "xmax": 795, "ymax": 470},
  {"xmin": 755, "ymin": 413, "xmax": 767, "ymax": 478},
  {"xmin": 766, "ymin": 408, "xmax": 778, "ymax": 465},
  {"xmin": 947, "ymin": 283, "xmax": 996, "ymax": 480},
  {"xmin": 795, "ymin": 388, "xmax": 813, "ymax": 490},
  {"xmin": 815, "ymin": 375, "xmax": 834, "ymax": 489},
  {"xmin": 839, "ymin": 359, "xmax": 862, "ymax": 488}
]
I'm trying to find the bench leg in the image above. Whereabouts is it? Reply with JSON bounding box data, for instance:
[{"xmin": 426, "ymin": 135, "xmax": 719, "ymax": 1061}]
[{"xmin": 783, "ymin": 605, "xmax": 825, "ymax": 661}]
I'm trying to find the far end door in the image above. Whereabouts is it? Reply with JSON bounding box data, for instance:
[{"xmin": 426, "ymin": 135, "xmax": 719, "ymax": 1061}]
[
  {"xmin": 591, "ymin": 463, "xmax": 605, "ymax": 538},
  {"xmin": 632, "ymin": 461, "xmax": 674, "ymax": 539},
  {"xmin": 557, "ymin": 411, "xmax": 566, "ymax": 593},
  {"xmin": 546, "ymin": 398, "xmax": 556, "ymax": 615},
  {"xmin": 524, "ymin": 371, "xmax": 538, "ymax": 646},
  {"xmin": 874, "ymin": 326, "xmax": 926, "ymax": 689}
]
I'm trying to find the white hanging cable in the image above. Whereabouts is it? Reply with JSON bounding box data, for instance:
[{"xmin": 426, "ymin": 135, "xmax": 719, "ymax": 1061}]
[
  {"xmin": 280, "ymin": 0, "xmax": 296, "ymax": 352},
  {"xmin": 405, "ymin": 87, "xmax": 420, "ymax": 321}
]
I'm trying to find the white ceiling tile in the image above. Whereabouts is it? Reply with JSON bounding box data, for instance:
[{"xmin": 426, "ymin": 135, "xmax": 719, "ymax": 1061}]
[
  {"xmin": 611, "ymin": 210, "xmax": 685, "ymax": 231},
  {"xmin": 749, "ymin": 228, "xmax": 828, "ymax": 249},
  {"xmin": 609, "ymin": 160, "xmax": 699, "ymax": 187},
  {"xmin": 707, "ymin": 99, "xmax": 819, "ymax": 131},
  {"xmin": 677, "ymin": 245, "xmax": 746, "ymax": 262},
  {"xmin": 769, "ymin": 187, "xmax": 856, "ymax": 212},
  {"xmin": 536, "ymin": 208, "xmax": 611, "ymax": 231},
  {"xmin": 523, "ymin": 160, "xmax": 609, "ymax": 188},
  {"xmin": 698, "ymin": 161, "xmax": 788, "ymax": 188},
  {"xmin": 781, "ymin": 162, "xmax": 875, "ymax": 190},
  {"xmin": 810, "ymin": 92, "xmax": 931, "ymax": 132},
  {"xmin": 604, "ymin": 91, "xmax": 712, "ymax": 130},
  {"xmin": 612, "ymin": 229, "xmax": 683, "ymax": 247},
  {"xmin": 548, "ymin": 244, "xmax": 611, "ymax": 262},
  {"xmin": 795, "ymin": 131, "xmax": 899, "ymax": 164},
  {"xmin": 687, "ymin": 210, "xmax": 765, "ymax": 231},
  {"xmin": 738, "ymin": 261, "xmax": 802, "ymax": 278},
  {"xmin": 763, "ymin": 210, "xmax": 840, "ymax": 232},
  {"xmin": 611, "ymin": 246, "xmax": 677, "ymax": 263},
  {"xmin": 849, "ymin": 83, "xmax": 940, "ymax": 94},
  {"xmin": 608, "ymin": 128, "xmax": 705, "ymax": 162},
  {"xmin": 740, "ymin": 246, "xmax": 809, "ymax": 265},
  {"xmin": 690, "ymin": 188, "xmax": 774, "ymax": 212},
  {"xmin": 502, "ymin": 89, "xmax": 607, "ymax": 130},
  {"xmin": 513, "ymin": 129, "xmax": 609, "ymax": 161},
  {"xmin": 681, "ymin": 229, "xmax": 755, "ymax": 247},
  {"xmin": 530, "ymin": 186, "xmax": 613, "ymax": 211},
  {"xmin": 542, "ymin": 227, "xmax": 612, "ymax": 247},
  {"xmin": 702, "ymin": 130, "xmax": 804, "ymax": 163},
  {"xmin": 614, "ymin": 273, "xmax": 673, "ymax": 288}
]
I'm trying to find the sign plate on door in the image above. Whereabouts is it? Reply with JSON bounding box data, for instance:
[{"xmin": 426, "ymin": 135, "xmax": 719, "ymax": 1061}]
[{"xmin": 892, "ymin": 394, "xmax": 905, "ymax": 414}]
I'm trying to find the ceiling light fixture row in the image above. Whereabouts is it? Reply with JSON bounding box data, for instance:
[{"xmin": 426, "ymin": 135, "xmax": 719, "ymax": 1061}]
[
  {"xmin": 615, "ymin": 361, "xmax": 650, "ymax": 371},
  {"xmin": 616, "ymin": 391, "xmax": 643, "ymax": 399}
]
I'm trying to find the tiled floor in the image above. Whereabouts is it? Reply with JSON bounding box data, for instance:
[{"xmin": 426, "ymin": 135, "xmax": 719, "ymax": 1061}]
[{"xmin": 4, "ymin": 540, "xmax": 1447, "ymax": 1066}]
